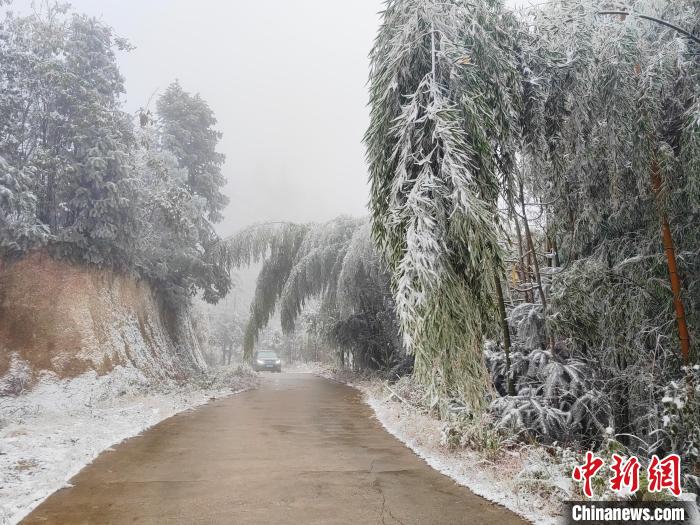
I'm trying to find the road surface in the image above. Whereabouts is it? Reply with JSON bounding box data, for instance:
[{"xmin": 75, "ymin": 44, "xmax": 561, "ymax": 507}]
[{"xmin": 23, "ymin": 373, "xmax": 528, "ymax": 524}]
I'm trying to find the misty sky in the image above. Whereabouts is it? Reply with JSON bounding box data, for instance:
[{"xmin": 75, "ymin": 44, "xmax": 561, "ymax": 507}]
[{"xmin": 16, "ymin": 0, "xmax": 529, "ymax": 237}]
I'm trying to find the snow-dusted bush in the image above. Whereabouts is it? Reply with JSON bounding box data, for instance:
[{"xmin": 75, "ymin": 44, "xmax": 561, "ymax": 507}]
[
  {"xmin": 509, "ymin": 303, "xmax": 546, "ymax": 351},
  {"xmin": 486, "ymin": 334, "xmax": 612, "ymax": 446},
  {"xmin": 441, "ymin": 413, "xmax": 505, "ymax": 460},
  {"xmin": 658, "ymin": 366, "xmax": 700, "ymax": 493}
]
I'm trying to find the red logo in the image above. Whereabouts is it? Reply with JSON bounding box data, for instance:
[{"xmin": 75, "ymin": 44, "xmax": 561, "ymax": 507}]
[
  {"xmin": 609, "ymin": 454, "xmax": 640, "ymax": 494},
  {"xmin": 572, "ymin": 451, "xmax": 604, "ymax": 497},
  {"xmin": 647, "ymin": 454, "xmax": 681, "ymax": 497},
  {"xmin": 572, "ymin": 453, "xmax": 682, "ymax": 498}
]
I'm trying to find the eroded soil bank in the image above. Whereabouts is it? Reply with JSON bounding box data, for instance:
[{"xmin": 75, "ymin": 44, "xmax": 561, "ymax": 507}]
[{"xmin": 0, "ymin": 253, "xmax": 205, "ymax": 391}]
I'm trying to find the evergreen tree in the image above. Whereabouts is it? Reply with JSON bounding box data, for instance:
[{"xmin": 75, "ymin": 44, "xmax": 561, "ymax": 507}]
[
  {"xmin": 130, "ymin": 127, "xmax": 231, "ymax": 305},
  {"xmin": 0, "ymin": 4, "xmax": 137, "ymax": 267},
  {"xmin": 0, "ymin": 4, "xmax": 231, "ymax": 307},
  {"xmin": 156, "ymin": 81, "xmax": 228, "ymax": 223}
]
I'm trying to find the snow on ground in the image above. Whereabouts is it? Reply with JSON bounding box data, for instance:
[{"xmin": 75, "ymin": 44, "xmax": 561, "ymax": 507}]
[
  {"xmin": 297, "ymin": 362, "xmax": 566, "ymax": 524},
  {"xmin": 0, "ymin": 365, "xmax": 258, "ymax": 525}
]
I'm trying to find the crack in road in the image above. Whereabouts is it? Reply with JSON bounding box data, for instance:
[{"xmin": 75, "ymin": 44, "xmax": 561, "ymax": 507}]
[{"xmin": 374, "ymin": 478, "xmax": 405, "ymax": 525}]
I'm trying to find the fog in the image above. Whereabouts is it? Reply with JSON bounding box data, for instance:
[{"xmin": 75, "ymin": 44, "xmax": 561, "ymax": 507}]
[
  {"xmin": 16, "ymin": 0, "xmax": 378, "ymax": 237},
  {"xmin": 14, "ymin": 0, "xmax": 528, "ymax": 237}
]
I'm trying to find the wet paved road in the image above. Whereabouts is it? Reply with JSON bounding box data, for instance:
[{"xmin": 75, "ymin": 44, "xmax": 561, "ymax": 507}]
[{"xmin": 23, "ymin": 373, "xmax": 528, "ymax": 524}]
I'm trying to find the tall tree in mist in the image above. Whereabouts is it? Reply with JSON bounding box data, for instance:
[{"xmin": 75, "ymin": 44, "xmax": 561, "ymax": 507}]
[
  {"xmin": 0, "ymin": 4, "xmax": 137, "ymax": 267},
  {"xmin": 156, "ymin": 81, "xmax": 228, "ymax": 223},
  {"xmin": 0, "ymin": 4, "xmax": 231, "ymax": 307}
]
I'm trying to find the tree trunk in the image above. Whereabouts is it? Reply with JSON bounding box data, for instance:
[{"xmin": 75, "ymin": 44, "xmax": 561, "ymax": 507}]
[
  {"xmin": 551, "ymin": 235, "xmax": 561, "ymax": 267},
  {"xmin": 508, "ymin": 180, "xmax": 532, "ymax": 302},
  {"xmin": 519, "ymin": 181, "xmax": 547, "ymax": 314},
  {"xmin": 651, "ymin": 158, "xmax": 691, "ymax": 364},
  {"xmin": 494, "ymin": 274, "xmax": 515, "ymax": 395}
]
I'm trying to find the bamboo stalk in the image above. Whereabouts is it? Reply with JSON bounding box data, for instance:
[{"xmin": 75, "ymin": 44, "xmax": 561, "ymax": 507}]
[
  {"xmin": 494, "ymin": 273, "xmax": 515, "ymax": 395},
  {"xmin": 551, "ymin": 235, "xmax": 561, "ymax": 267},
  {"xmin": 508, "ymin": 180, "xmax": 532, "ymax": 302},
  {"xmin": 651, "ymin": 157, "xmax": 691, "ymax": 364},
  {"xmin": 520, "ymin": 180, "xmax": 547, "ymax": 314}
]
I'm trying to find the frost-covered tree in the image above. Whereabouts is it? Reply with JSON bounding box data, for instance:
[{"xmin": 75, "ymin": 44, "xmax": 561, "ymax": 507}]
[
  {"xmin": 211, "ymin": 309, "xmax": 245, "ymax": 365},
  {"xmin": 222, "ymin": 217, "xmax": 402, "ymax": 369},
  {"xmin": 130, "ymin": 127, "xmax": 231, "ymax": 305},
  {"xmin": 156, "ymin": 81, "xmax": 228, "ymax": 223},
  {"xmin": 472, "ymin": 1, "xmax": 700, "ymax": 484},
  {"xmin": 366, "ymin": 0, "xmax": 699, "ymax": 474},
  {"xmin": 0, "ymin": 4, "xmax": 137, "ymax": 267},
  {"xmin": 516, "ymin": 0, "xmax": 700, "ymax": 445},
  {"xmin": 331, "ymin": 223, "xmax": 401, "ymax": 370},
  {"xmin": 521, "ymin": 0, "xmax": 699, "ymax": 358},
  {"xmin": 365, "ymin": 0, "xmax": 521, "ymax": 410},
  {"xmin": 0, "ymin": 3, "xmax": 231, "ymax": 307}
]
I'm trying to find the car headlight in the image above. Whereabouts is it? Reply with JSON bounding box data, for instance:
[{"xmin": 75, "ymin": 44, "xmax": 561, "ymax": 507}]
[
  {"xmin": 256, "ymin": 359, "xmax": 264, "ymax": 365},
  {"xmin": 275, "ymin": 359, "xmax": 281, "ymax": 364}
]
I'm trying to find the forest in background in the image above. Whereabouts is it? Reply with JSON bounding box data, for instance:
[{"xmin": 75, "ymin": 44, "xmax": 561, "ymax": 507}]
[{"xmin": 1, "ymin": 0, "xmax": 699, "ymax": 501}]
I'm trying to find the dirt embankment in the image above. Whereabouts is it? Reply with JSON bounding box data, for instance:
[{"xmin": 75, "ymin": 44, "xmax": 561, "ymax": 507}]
[{"xmin": 0, "ymin": 253, "xmax": 206, "ymax": 391}]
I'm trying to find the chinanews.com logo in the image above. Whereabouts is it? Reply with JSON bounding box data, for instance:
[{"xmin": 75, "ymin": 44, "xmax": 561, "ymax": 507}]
[
  {"xmin": 565, "ymin": 452, "xmax": 700, "ymax": 524},
  {"xmin": 565, "ymin": 502, "xmax": 694, "ymax": 524}
]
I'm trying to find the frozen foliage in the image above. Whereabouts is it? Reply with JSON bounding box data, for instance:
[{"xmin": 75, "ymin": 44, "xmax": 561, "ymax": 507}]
[
  {"xmin": 658, "ymin": 365, "xmax": 700, "ymax": 494},
  {"xmin": 365, "ymin": 0, "xmax": 522, "ymax": 411},
  {"xmin": 0, "ymin": 158, "xmax": 48, "ymax": 256},
  {"xmin": 0, "ymin": 364, "xmax": 258, "ymax": 525},
  {"xmin": 367, "ymin": 0, "xmax": 700, "ymax": 491},
  {"xmin": 486, "ymin": 340, "xmax": 611, "ymax": 445},
  {"xmin": 130, "ymin": 123, "xmax": 230, "ymax": 305},
  {"xmin": 156, "ymin": 81, "xmax": 228, "ymax": 223},
  {"xmin": 520, "ymin": 1, "xmax": 700, "ymax": 462},
  {"xmin": 0, "ymin": 4, "xmax": 136, "ymax": 267},
  {"xmin": 509, "ymin": 303, "xmax": 546, "ymax": 351},
  {"xmin": 223, "ymin": 218, "xmax": 402, "ymax": 370},
  {"xmin": 0, "ymin": 4, "xmax": 230, "ymax": 306}
]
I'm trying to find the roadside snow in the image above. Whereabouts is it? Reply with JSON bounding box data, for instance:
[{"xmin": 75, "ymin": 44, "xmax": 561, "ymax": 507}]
[
  {"xmin": 363, "ymin": 388, "xmax": 563, "ymax": 525},
  {"xmin": 0, "ymin": 365, "xmax": 258, "ymax": 525}
]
